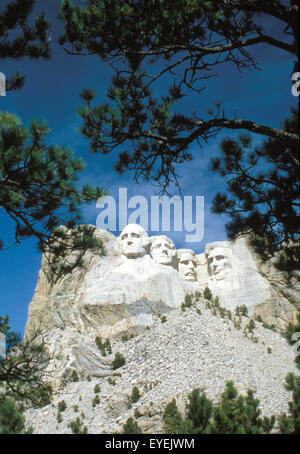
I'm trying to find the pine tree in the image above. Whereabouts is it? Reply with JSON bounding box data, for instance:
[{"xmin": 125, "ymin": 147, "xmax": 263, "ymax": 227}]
[
  {"xmin": 131, "ymin": 386, "xmax": 141, "ymax": 404},
  {"xmin": 0, "ymin": 0, "xmax": 51, "ymax": 90},
  {"xmin": 211, "ymin": 109, "xmax": 299, "ymax": 274},
  {"xmin": 122, "ymin": 417, "xmax": 142, "ymax": 434},
  {"xmin": 203, "ymin": 287, "xmax": 213, "ymax": 301},
  {"xmin": 208, "ymin": 381, "xmax": 275, "ymax": 434},
  {"xmin": 284, "ymin": 314, "xmax": 300, "ymax": 369},
  {"xmin": 0, "ymin": 112, "xmax": 106, "ymax": 264},
  {"xmin": 0, "ymin": 315, "xmax": 53, "ymax": 434},
  {"xmin": 59, "ymin": 0, "xmax": 298, "ymax": 192},
  {"xmin": 0, "ymin": 395, "xmax": 27, "ymax": 434},
  {"xmin": 185, "ymin": 389, "xmax": 213, "ymax": 434},
  {"xmin": 279, "ymin": 373, "xmax": 300, "ymax": 434},
  {"xmin": 163, "ymin": 398, "xmax": 185, "ymax": 434}
]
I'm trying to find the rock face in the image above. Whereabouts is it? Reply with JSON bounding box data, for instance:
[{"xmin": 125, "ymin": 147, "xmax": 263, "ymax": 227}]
[
  {"xmin": 24, "ymin": 224, "xmax": 299, "ymax": 385},
  {"xmin": 197, "ymin": 237, "xmax": 299, "ymax": 329},
  {"xmin": 24, "ymin": 300, "xmax": 299, "ymax": 434}
]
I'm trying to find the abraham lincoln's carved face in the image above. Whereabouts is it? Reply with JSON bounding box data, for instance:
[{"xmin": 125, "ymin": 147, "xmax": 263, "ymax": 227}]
[{"xmin": 207, "ymin": 247, "xmax": 231, "ymax": 281}]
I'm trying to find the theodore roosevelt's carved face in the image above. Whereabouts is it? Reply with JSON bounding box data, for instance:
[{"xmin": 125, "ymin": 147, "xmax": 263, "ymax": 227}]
[
  {"xmin": 119, "ymin": 224, "xmax": 149, "ymax": 258},
  {"xmin": 207, "ymin": 247, "xmax": 231, "ymax": 281},
  {"xmin": 178, "ymin": 250, "xmax": 197, "ymax": 282},
  {"xmin": 150, "ymin": 236, "xmax": 176, "ymax": 266}
]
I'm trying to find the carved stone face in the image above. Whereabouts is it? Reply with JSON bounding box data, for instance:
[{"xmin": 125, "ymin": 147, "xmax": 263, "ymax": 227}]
[
  {"xmin": 207, "ymin": 247, "xmax": 230, "ymax": 281},
  {"xmin": 150, "ymin": 237, "xmax": 176, "ymax": 266},
  {"xmin": 119, "ymin": 224, "xmax": 148, "ymax": 258},
  {"xmin": 178, "ymin": 251, "xmax": 197, "ymax": 282}
]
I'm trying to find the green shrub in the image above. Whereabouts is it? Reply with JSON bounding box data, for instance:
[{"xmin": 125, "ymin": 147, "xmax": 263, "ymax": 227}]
[
  {"xmin": 184, "ymin": 294, "xmax": 193, "ymax": 308},
  {"xmin": 227, "ymin": 310, "xmax": 232, "ymax": 320},
  {"xmin": 57, "ymin": 400, "xmax": 67, "ymax": 413},
  {"xmin": 68, "ymin": 417, "xmax": 88, "ymax": 434},
  {"xmin": 235, "ymin": 305, "xmax": 249, "ymax": 317},
  {"xmin": 0, "ymin": 397, "xmax": 26, "ymax": 434},
  {"xmin": 104, "ymin": 338, "xmax": 112, "ymax": 355},
  {"xmin": 94, "ymin": 384, "xmax": 101, "ymax": 393},
  {"xmin": 73, "ymin": 405, "xmax": 78, "ymax": 413},
  {"xmin": 218, "ymin": 307, "xmax": 226, "ymax": 318},
  {"xmin": 213, "ymin": 296, "xmax": 220, "ymax": 309},
  {"xmin": 107, "ymin": 377, "xmax": 116, "ymax": 385},
  {"xmin": 92, "ymin": 395, "xmax": 100, "ymax": 408},
  {"xmin": 71, "ymin": 370, "xmax": 79, "ymax": 382},
  {"xmin": 284, "ymin": 314, "xmax": 300, "ymax": 369},
  {"xmin": 203, "ymin": 287, "xmax": 213, "ymax": 301},
  {"xmin": 245, "ymin": 319, "xmax": 255, "ymax": 334},
  {"xmin": 160, "ymin": 315, "xmax": 167, "ymax": 323},
  {"xmin": 57, "ymin": 412, "xmax": 63, "ymax": 423},
  {"xmin": 112, "ymin": 352, "xmax": 126, "ymax": 370},
  {"xmin": 122, "ymin": 417, "xmax": 142, "ymax": 434},
  {"xmin": 87, "ymin": 375, "xmax": 91, "ymax": 382},
  {"xmin": 278, "ymin": 373, "xmax": 300, "ymax": 433},
  {"xmin": 96, "ymin": 336, "xmax": 112, "ymax": 356},
  {"xmin": 131, "ymin": 386, "xmax": 141, "ymax": 404}
]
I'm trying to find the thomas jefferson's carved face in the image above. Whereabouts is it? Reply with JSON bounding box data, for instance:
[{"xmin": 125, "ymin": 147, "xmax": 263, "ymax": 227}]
[
  {"xmin": 178, "ymin": 252, "xmax": 197, "ymax": 282},
  {"xmin": 207, "ymin": 247, "xmax": 230, "ymax": 280},
  {"xmin": 150, "ymin": 237, "xmax": 176, "ymax": 265},
  {"xmin": 119, "ymin": 224, "xmax": 148, "ymax": 258}
]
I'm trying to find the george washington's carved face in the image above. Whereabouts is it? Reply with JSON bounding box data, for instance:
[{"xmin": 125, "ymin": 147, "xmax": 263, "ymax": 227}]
[
  {"xmin": 207, "ymin": 247, "xmax": 231, "ymax": 281},
  {"xmin": 119, "ymin": 224, "xmax": 149, "ymax": 258},
  {"xmin": 178, "ymin": 251, "xmax": 197, "ymax": 282},
  {"xmin": 150, "ymin": 236, "xmax": 176, "ymax": 266}
]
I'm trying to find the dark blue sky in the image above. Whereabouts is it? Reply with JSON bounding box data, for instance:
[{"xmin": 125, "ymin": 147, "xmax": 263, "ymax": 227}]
[{"xmin": 0, "ymin": 0, "xmax": 297, "ymax": 336}]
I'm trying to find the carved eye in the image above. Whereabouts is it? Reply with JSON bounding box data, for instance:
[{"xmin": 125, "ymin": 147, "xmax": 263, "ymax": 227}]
[
  {"xmin": 216, "ymin": 255, "xmax": 225, "ymax": 261},
  {"xmin": 121, "ymin": 234, "xmax": 128, "ymax": 240},
  {"xmin": 132, "ymin": 233, "xmax": 140, "ymax": 238}
]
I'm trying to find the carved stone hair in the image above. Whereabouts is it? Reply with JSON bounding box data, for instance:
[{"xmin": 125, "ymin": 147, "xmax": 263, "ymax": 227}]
[
  {"xmin": 205, "ymin": 242, "xmax": 231, "ymax": 259},
  {"xmin": 176, "ymin": 248, "xmax": 196, "ymax": 261},
  {"xmin": 149, "ymin": 235, "xmax": 176, "ymax": 250}
]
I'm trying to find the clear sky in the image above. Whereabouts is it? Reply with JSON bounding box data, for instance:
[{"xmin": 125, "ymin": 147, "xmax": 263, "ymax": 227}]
[{"xmin": 0, "ymin": 0, "xmax": 297, "ymax": 336}]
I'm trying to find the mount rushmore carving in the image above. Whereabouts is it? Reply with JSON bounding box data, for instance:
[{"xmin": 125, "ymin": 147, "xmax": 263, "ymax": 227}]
[{"xmin": 25, "ymin": 223, "xmax": 299, "ymax": 347}]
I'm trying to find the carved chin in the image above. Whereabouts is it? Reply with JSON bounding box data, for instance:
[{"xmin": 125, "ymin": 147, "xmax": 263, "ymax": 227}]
[
  {"xmin": 123, "ymin": 248, "xmax": 146, "ymax": 258},
  {"xmin": 156, "ymin": 256, "xmax": 172, "ymax": 264},
  {"xmin": 183, "ymin": 274, "xmax": 197, "ymax": 282},
  {"xmin": 213, "ymin": 270, "xmax": 227, "ymax": 280}
]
